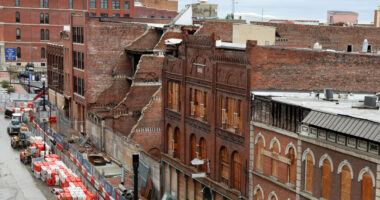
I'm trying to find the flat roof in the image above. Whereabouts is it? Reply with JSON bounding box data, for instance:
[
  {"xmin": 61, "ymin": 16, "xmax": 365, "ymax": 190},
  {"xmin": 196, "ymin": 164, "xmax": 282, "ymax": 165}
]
[{"xmin": 252, "ymin": 91, "xmax": 380, "ymax": 124}]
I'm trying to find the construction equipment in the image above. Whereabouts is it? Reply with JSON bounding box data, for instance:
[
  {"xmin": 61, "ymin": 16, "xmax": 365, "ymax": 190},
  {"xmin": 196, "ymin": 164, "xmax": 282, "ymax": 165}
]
[
  {"xmin": 20, "ymin": 142, "xmax": 46, "ymax": 165},
  {"xmin": 7, "ymin": 119, "xmax": 21, "ymax": 135},
  {"xmin": 11, "ymin": 131, "xmax": 32, "ymax": 149}
]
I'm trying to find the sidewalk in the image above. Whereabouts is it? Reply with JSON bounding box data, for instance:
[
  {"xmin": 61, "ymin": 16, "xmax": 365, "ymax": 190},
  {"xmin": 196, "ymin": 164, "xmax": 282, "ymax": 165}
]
[{"xmin": 0, "ymin": 71, "xmax": 27, "ymax": 94}]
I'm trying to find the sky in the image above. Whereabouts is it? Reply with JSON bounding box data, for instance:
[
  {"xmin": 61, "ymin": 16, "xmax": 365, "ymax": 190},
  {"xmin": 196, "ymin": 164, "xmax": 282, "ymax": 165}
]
[{"xmin": 178, "ymin": 0, "xmax": 379, "ymax": 23}]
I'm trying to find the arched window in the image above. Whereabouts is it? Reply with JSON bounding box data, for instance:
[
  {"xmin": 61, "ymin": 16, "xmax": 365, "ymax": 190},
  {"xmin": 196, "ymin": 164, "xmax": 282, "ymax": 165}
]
[
  {"xmin": 45, "ymin": 29, "xmax": 50, "ymax": 40},
  {"xmin": 305, "ymin": 153, "xmax": 314, "ymax": 193},
  {"xmin": 190, "ymin": 134, "xmax": 197, "ymax": 161},
  {"xmin": 253, "ymin": 185, "xmax": 264, "ymax": 200},
  {"xmin": 220, "ymin": 147, "xmax": 229, "ymax": 185},
  {"xmin": 340, "ymin": 165, "xmax": 351, "ymax": 200},
  {"xmin": 362, "ymin": 173, "xmax": 373, "ymax": 200},
  {"xmin": 16, "ymin": 12, "xmax": 20, "ymax": 23},
  {"xmin": 16, "ymin": 28, "xmax": 21, "ymax": 40},
  {"xmin": 288, "ymin": 147, "xmax": 296, "ymax": 185},
  {"xmin": 41, "ymin": 48, "xmax": 46, "ymax": 59},
  {"xmin": 256, "ymin": 136, "xmax": 264, "ymax": 171},
  {"xmin": 16, "ymin": 47, "xmax": 21, "ymax": 59},
  {"xmin": 173, "ymin": 128, "xmax": 180, "ymax": 158},
  {"xmin": 199, "ymin": 138, "xmax": 207, "ymax": 171},
  {"xmin": 321, "ymin": 159, "xmax": 332, "ymax": 199},
  {"xmin": 167, "ymin": 125, "xmax": 173, "ymax": 155},
  {"xmin": 40, "ymin": 29, "xmax": 45, "ymax": 40},
  {"xmin": 40, "ymin": 13, "xmax": 44, "ymax": 23},
  {"xmin": 271, "ymin": 141, "xmax": 280, "ymax": 178},
  {"xmin": 232, "ymin": 152, "xmax": 241, "ymax": 190}
]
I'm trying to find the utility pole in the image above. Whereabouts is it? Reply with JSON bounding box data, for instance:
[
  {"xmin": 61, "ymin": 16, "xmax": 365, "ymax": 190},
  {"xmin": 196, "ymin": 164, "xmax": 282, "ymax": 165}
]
[
  {"xmin": 132, "ymin": 153, "xmax": 139, "ymax": 200},
  {"xmin": 42, "ymin": 81, "xmax": 46, "ymax": 111}
]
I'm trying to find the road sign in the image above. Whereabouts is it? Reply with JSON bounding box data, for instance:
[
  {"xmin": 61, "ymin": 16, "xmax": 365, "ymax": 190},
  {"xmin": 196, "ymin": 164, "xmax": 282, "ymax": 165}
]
[{"xmin": 5, "ymin": 48, "xmax": 16, "ymax": 61}]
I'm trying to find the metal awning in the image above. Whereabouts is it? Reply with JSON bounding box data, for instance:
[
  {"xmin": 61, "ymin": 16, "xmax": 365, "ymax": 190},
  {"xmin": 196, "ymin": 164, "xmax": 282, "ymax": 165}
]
[{"xmin": 303, "ymin": 110, "xmax": 380, "ymax": 142}]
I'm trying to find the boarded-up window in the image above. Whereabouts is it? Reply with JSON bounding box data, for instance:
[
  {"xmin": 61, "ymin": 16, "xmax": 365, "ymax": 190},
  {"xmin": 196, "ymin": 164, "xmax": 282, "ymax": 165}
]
[
  {"xmin": 173, "ymin": 128, "xmax": 180, "ymax": 159},
  {"xmin": 321, "ymin": 159, "xmax": 332, "ymax": 199},
  {"xmin": 220, "ymin": 147, "xmax": 229, "ymax": 185},
  {"xmin": 255, "ymin": 190, "xmax": 263, "ymax": 200},
  {"xmin": 195, "ymin": 90, "xmax": 202, "ymax": 118},
  {"xmin": 190, "ymin": 134, "xmax": 197, "ymax": 161},
  {"xmin": 305, "ymin": 154, "xmax": 314, "ymax": 193},
  {"xmin": 288, "ymin": 147, "xmax": 296, "ymax": 185},
  {"xmin": 167, "ymin": 81, "xmax": 180, "ymax": 111},
  {"xmin": 362, "ymin": 173, "xmax": 373, "ymax": 200},
  {"xmin": 271, "ymin": 142, "xmax": 280, "ymax": 178},
  {"xmin": 340, "ymin": 166, "xmax": 351, "ymax": 200},
  {"xmin": 227, "ymin": 98, "xmax": 237, "ymax": 130},
  {"xmin": 256, "ymin": 137, "xmax": 264, "ymax": 171},
  {"xmin": 233, "ymin": 152, "xmax": 241, "ymax": 190},
  {"xmin": 199, "ymin": 138, "xmax": 207, "ymax": 171},
  {"xmin": 167, "ymin": 125, "xmax": 174, "ymax": 155}
]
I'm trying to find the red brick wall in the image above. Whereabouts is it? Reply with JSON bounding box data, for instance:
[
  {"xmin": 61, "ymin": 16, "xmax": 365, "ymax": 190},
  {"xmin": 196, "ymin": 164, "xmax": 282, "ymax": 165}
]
[
  {"xmin": 248, "ymin": 45, "xmax": 380, "ymax": 93},
  {"xmin": 195, "ymin": 20, "xmax": 236, "ymax": 42},
  {"xmin": 85, "ymin": 18, "xmax": 147, "ymax": 104},
  {"xmin": 131, "ymin": 89, "xmax": 163, "ymax": 152},
  {"xmin": 252, "ymin": 22, "xmax": 380, "ymax": 52}
]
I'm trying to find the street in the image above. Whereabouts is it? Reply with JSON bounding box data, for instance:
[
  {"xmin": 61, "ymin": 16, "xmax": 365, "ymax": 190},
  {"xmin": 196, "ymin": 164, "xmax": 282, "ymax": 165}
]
[{"xmin": 0, "ymin": 116, "xmax": 55, "ymax": 200}]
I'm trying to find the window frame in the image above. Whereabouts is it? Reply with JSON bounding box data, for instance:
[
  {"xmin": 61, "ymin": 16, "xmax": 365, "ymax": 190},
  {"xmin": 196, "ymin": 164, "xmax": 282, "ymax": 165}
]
[
  {"xmin": 90, "ymin": 0, "xmax": 96, "ymax": 8},
  {"xmin": 16, "ymin": 28, "xmax": 21, "ymax": 40},
  {"xmin": 45, "ymin": 29, "xmax": 49, "ymax": 40},
  {"xmin": 100, "ymin": 0, "xmax": 108, "ymax": 9},
  {"xmin": 40, "ymin": 29, "xmax": 45, "ymax": 40},
  {"xmin": 15, "ymin": 0, "xmax": 20, "ymax": 7},
  {"xmin": 45, "ymin": 13, "xmax": 49, "ymax": 24},
  {"xmin": 112, "ymin": 0, "xmax": 120, "ymax": 9},
  {"xmin": 16, "ymin": 12, "xmax": 20, "ymax": 23},
  {"xmin": 16, "ymin": 47, "xmax": 21, "ymax": 59},
  {"xmin": 41, "ymin": 48, "xmax": 46, "ymax": 59},
  {"xmin": 124, "ymin": 1, "xmax": 130, "ymax": 10}
]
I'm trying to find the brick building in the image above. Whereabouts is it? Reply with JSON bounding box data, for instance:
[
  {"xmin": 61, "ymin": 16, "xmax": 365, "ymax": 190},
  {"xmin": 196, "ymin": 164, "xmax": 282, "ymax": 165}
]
[
  {"xmin": 252, "ymin": 22, "xmax": 380, "ymax": 53},
  {"xmin": 161, "ymin": 32, "xmax": 252, "ymax": 199},
  {"xmin": 248, "ymin": 45, "xmax": 380, "ymax": 200},
  {"xmin": 0, "ymin": 0, "xmax": 86, "ymax": 70},
  {"xmin": 1, "ymin": 0, "xmax": 177, "ymax": 70},
  {"xmin": 327, "ymin": 11, "xmax": 358, "ymax": 25},
  {"xmin": 375, "ymin": 6, "xmax": 380, "ymax": 27},
  {"xmin": 251, "ymin": 91, "xmax": 380, "ymax": 200}
]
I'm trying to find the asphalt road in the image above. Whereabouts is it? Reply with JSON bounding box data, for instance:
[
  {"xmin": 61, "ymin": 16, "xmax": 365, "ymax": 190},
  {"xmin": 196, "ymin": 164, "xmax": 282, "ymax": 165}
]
[{"xmin": 0, "ymin": 116, "xmax": 56, "ymax": 200}]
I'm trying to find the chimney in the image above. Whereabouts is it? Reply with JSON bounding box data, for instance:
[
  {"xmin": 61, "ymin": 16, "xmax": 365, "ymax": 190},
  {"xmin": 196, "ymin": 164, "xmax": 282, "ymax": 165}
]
[
  {"xmin": 364, "ymin": 96, "xmax": 377, "ymax": 108},
  {"xmin": 324, "ymin": 88, "xmax": 334, "ymax": 101}
]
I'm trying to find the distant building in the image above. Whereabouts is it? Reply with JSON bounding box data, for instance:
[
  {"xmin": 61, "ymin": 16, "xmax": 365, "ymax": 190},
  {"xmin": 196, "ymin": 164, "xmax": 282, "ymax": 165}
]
[
  {"xmin": 269, "ymin": 19, "xmax": 320, "ymax": 26},
  {"xmin": 327, "ymin": 10, "xmax": 358, "ymax": 25},
  {"xmin": 232, "ymin": 24, "xmax": 276, "ymax": 46},
  {"xmin": 375, "ymin": 6, "xmax": 380, "ymax": 27}
]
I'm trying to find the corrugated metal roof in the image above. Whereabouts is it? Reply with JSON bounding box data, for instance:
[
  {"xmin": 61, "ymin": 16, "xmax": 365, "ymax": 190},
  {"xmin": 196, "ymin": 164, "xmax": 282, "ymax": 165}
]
[{"xmin": 303, "ymin": 110, "xmax": 380, "ymax": 142}]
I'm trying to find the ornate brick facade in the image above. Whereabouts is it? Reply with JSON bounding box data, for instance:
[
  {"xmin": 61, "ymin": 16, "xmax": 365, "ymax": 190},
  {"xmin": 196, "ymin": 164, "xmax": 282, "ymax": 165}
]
[{"xmin": 162, "ymin": 33, "xmax": 252, "ymax": 199}]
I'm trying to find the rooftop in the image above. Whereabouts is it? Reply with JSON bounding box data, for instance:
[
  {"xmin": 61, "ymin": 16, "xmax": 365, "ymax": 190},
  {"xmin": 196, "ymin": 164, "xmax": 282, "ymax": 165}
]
[
  {"xmin": 327, "ymin": 10, "xmax": 359, "ymax": 15},
  {"xmin": 252, "ymin": 91, "xmax": 380, "ymax": 124}
]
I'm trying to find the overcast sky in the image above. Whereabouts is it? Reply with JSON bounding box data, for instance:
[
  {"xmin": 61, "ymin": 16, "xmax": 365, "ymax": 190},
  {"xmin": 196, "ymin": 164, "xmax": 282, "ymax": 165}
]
[{"xmin": 178, "ymin": 0, "xmax": 379, "ymax": 23}]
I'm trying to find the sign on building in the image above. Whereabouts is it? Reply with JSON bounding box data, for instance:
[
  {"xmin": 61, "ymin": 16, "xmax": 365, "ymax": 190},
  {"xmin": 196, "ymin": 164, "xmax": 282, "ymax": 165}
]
[{"xmin": 5, "ymin": 48, "xmax": 16, "ymax": 61}]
